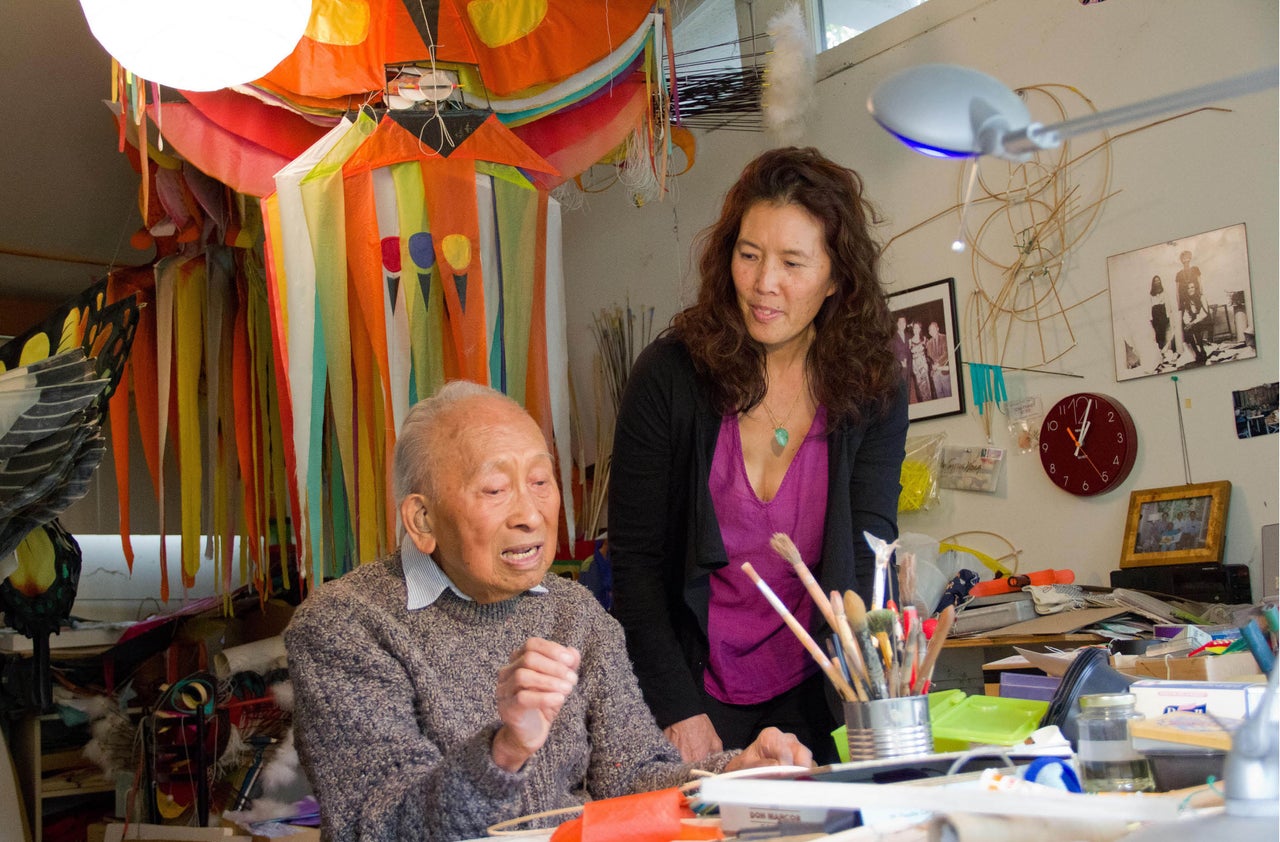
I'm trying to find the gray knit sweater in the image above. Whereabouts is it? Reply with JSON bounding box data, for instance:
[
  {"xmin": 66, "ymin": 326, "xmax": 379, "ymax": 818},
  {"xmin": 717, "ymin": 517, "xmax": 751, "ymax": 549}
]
[{"xmin": 284, "ymin": 554, "xmax": 733, "ymax": 841}]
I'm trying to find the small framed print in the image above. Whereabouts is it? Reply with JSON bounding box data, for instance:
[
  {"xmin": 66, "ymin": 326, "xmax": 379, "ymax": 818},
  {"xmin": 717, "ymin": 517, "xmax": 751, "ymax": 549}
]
[
  {"xmin": 1120, "ymin": 480, "xmax": 1231, "ymax": 568},
  {"xmin": 888, "ymin": 278, "xmax": 965, "ymax": 421}
]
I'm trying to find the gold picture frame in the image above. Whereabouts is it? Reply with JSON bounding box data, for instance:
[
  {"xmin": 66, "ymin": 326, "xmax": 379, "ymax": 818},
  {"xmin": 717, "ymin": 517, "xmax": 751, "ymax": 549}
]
[{"xmin": 1120, "ymin": 480, "xmax": 1231, "ymax": 568}]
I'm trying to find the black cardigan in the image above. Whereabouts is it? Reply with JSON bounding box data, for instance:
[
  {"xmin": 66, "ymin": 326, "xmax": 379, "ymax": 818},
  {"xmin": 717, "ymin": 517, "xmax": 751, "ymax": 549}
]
[{"xmin": 608, "ymin": 336, "xmax": 910, "ymax": 729}]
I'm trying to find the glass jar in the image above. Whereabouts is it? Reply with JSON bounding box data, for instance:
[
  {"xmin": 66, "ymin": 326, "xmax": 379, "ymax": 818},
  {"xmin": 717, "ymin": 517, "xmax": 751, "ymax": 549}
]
[{"xmin": 1076, "ymin": 692, "xmax": 1155, "ymax": 793}]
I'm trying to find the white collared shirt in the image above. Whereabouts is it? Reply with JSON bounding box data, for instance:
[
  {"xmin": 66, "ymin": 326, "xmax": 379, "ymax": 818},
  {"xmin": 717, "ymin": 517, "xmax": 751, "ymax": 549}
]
[{"xmin": 400, "ymin": 539, "xmax": 548, "ymax": 610}]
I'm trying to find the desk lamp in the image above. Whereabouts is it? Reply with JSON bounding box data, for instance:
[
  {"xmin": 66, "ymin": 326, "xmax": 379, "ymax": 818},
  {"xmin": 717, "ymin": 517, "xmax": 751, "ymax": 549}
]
[{"xmin": 868, "ymin": 63, "xmax": 1278, "ymax": 162}]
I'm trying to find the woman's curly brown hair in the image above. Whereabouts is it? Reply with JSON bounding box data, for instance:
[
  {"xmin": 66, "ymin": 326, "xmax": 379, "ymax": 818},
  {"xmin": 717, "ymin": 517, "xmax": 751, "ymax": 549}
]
[{"xmin": 670, "ymin": 146, "xmax": 899, "ymax": 426}]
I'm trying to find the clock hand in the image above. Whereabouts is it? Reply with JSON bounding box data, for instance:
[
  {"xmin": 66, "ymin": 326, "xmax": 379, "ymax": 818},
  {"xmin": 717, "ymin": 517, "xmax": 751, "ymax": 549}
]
[
  {"xmin": 1074, "ymin": 398, "xmax": 1093, "ymax": 456},
  {"xmin": 1066, "ymin": 427, "xmax": 1104, "ymax": 479}
]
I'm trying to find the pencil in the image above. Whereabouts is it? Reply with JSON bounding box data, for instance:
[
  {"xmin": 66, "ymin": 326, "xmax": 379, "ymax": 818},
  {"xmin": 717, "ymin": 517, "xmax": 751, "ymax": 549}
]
[{"xmin": 741, "ymin": 562, "xmax": 856, "ymax": 702}]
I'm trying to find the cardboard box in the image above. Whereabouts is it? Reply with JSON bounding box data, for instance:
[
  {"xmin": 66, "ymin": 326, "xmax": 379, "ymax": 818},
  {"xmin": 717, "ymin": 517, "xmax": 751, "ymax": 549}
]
[
  {"xmin": 1113, "ymin": 650, "xmax": 1264, "ymax": 681},
  {"xmin": 1129, "ymin": 678, "xmax": 1267, "ymax": 721},
  {"xmin": 91, "ymin": 824, "xmax": 250, "ymax": 842}
]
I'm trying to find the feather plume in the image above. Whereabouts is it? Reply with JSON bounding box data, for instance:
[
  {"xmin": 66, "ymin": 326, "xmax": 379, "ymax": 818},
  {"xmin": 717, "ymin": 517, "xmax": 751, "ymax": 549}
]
[{"xmin": 763, "ymin": 3, "xmax": 816, "ymax": 145}]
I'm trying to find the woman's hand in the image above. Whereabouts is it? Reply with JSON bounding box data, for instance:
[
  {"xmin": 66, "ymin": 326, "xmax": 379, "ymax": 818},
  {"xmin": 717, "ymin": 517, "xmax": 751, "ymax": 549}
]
[
  {"xmin": 723, "ymin": 727, "xmax": 814, "ymax": 772},
  {"xmin": 492, "ymin": 638, "xmax": 580, "ymax": 771},
  {"xmin": 664, "ymin": 714, "xmax": 723, "ymax": 762}
]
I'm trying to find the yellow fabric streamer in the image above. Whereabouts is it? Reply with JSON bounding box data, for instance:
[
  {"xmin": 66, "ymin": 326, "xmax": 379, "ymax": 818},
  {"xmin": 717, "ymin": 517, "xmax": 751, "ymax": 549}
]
[{"xmin": 174, "ymin": 256, "xmax": 206, "ymax": 588}]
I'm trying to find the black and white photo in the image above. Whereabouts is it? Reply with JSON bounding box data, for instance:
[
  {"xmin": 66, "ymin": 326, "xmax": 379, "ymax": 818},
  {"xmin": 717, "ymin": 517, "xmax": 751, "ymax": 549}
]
[
  {"xmin": 1106, "ymin": 223, "xmax": 1256, "ymax": 381},
  {"xmin": 888, "ymin": 278, "xmax": 965, "ymax": 421}
]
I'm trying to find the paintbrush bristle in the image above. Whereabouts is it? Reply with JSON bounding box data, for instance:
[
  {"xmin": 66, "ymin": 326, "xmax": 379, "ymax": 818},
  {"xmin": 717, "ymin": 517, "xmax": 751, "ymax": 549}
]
[
  {"xmin": 844, "ymin": 590, "xmax": 867, "ymax": 628},
  {"xmin": 770, "ymin": 532, "xmax": 804, "ymax": 568},
  {"xmin": 866, "ymin": 608, "xmax": 896, "ymax": 637}
]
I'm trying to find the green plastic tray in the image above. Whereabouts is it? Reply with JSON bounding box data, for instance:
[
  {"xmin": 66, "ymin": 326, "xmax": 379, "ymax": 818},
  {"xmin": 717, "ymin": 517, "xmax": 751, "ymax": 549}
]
[{"xmin": 930, "ymin": 694, "xmax": 1049, "ymax": 746}]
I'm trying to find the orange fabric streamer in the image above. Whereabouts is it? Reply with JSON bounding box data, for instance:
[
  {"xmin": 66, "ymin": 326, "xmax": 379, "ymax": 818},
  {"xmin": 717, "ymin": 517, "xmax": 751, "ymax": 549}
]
[
  {"xmin": 548, "ymin": 788, "xmax": 721, "ymax": 842},
  {"xmin": 231, "ymin": 272, "xmax": 263, "ymax": 587},
  {"xmin": 106, "ymin": 267, "xmax": 155, "ymax": 570}
]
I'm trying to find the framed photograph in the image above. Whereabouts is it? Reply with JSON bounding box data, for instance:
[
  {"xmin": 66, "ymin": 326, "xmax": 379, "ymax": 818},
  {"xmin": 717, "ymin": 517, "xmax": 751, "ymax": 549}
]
[
  {"xmin": 889, "ymin": 278, "xmax": 965, "ymax": 421},
  {"xmin": 1120, "ymin": 480, "xmax": 1232, "ymax": 568},
  {"xmin": 1106, "ymin": 223, "xmax": 1257, "ymax": 381}
]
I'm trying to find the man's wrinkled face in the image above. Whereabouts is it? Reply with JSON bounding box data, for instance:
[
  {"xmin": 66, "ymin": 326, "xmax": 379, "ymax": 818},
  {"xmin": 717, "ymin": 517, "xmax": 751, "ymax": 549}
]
[{"xmin": 407, "ymin": 395, "xmax": 560, "ymax": 603}]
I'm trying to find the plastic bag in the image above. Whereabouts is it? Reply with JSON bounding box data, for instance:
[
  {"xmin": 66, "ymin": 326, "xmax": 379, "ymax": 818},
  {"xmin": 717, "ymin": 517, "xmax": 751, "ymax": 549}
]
[{"xmin": 899, "ymin": 432, "xmax": 945, "ymax": 513}]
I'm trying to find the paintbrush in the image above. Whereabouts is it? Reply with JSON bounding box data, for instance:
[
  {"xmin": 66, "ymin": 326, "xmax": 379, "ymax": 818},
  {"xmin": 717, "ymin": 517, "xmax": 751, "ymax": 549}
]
[
  {"xmin": 770, "ymin": 532, "xmax": 836, "ymax": 630},
  {"xmin": 897, "ymin": 550, "xmax": 916, "ymax": 610},
  {"xmin": 844, "ymin": 590, "xmax": 887, "ymax": 700},
  {"xmin": 863, "ymin": 531, "xmax": 900, "ymax": 611},
  {"xmin": 903, "ymin": 605, "xmax": 921, "ymax": 695},
  {"xmin": 867, "ymin": 608, "xmax": 897, "ymax": 697},
  {"xmin": 830, "ymin": 589, "xmax": 869, "ymax": 701},
  {"xmin": 825, "ymin": 636, "xmax": 852, "ymax": 686},
  {"xmin": 740, "ymin": 562, "xmax": 856, "ymax": 702},
  {"xmin": 916, "ymin": 604, "xmax": 956, "ymax": 695}
]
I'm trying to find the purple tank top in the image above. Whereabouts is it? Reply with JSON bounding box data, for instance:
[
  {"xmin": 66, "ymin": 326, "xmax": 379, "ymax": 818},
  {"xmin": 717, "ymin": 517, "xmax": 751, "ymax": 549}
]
[{"xmin": 705, "ymin": 407, "xmax": 829, "ymax": 705}]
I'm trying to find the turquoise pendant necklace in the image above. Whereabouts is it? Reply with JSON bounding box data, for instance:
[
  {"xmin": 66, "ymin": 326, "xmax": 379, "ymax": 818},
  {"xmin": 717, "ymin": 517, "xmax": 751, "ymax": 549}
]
[{"xmin": 761, "ymin": 383, "xmax": 805, "ymax": 448}]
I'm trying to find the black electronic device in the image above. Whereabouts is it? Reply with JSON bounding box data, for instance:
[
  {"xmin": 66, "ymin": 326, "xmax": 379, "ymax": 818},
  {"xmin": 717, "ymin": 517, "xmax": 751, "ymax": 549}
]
[
  {"xmin": 1109, "ymin": 563, "xmax": 1252, "ymax": 604},
  {"xmin": 1040, "ymin": 647, "xmax": 1136, "ymax": 748}
]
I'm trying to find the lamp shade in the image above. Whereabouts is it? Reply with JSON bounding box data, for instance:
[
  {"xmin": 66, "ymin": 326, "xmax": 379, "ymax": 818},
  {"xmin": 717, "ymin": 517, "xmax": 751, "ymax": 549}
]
[
  {"xmin": 870, "ymin": 62, "xmax": 1278, "ymax": 162},
  {"xmin": 79, "ymin": 0, "xmax": 312, "ymax": 92},
  {"xmin": 867, "ymin": 63, "xmax": 1032, "ymax": 158}
]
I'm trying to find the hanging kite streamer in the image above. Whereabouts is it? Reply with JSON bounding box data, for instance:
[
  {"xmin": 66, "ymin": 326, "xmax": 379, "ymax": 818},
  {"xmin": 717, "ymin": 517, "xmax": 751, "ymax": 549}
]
[{"xmin": 967, "ymin": 362, "xmax": 1008, "ymax": 442}]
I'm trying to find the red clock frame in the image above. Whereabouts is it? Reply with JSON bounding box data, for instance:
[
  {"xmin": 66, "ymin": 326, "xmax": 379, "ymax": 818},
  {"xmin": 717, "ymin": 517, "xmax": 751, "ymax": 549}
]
[{"xmin": 1039, "ymin": 392, "xmax": 1138, "ymax": 496}]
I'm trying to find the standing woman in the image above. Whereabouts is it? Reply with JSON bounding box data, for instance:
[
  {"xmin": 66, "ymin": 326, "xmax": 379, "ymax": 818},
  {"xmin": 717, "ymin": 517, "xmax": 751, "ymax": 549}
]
[
  {"xmin": 608, "ymin": 147, "xmax": 908, "ymax": 765},
  {"xmin": 908, "ymin": 321, "xmax": 933, "ymax": 402},
  {"xmin": 1149, "ymin": 275, "xmax": 1173, "ymax": 362}
]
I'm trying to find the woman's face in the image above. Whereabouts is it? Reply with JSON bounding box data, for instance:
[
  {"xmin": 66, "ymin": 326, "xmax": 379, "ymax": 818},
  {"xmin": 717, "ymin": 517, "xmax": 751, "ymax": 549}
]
[{"xmin": 731, "ymin": 201, "xmax": 835, "ymax": 356}]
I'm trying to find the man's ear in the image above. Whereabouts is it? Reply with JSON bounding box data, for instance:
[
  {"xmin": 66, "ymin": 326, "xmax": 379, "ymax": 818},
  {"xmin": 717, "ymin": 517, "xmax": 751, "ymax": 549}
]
[{"xmin": 400, "ymin": 494, "xmax": 437, "ymax": 555}]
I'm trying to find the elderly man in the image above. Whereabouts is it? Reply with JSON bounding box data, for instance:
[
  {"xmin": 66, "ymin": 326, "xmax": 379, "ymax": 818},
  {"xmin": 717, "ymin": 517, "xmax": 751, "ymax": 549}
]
[{"xmin": 285, "ymin": 381, "xmax": 811, "ymax": 841}]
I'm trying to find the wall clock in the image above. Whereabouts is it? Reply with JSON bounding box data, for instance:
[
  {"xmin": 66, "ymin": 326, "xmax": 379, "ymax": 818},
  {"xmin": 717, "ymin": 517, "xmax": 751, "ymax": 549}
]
[{"xmin": 1039, "ymin": 392, "xmax": 1138, "ymax": 496}]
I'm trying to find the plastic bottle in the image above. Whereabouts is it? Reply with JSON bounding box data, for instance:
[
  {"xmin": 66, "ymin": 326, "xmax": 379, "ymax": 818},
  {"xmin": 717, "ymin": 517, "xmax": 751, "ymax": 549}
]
[{"xmin": 1075, "ymin": 692, "xmax": 1155, "ymax": 793}]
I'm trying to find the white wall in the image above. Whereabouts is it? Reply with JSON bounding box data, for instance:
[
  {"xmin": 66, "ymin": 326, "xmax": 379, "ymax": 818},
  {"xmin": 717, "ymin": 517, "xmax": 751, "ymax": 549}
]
[{"xmin": 562, "ymin": 0, "xmax": 1279, "ymax": 595}]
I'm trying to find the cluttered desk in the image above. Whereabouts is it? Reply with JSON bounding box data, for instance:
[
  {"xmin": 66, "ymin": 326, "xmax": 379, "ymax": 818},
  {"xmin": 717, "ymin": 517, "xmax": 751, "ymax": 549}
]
[{"xmin": 459, "ymin": 535, "xmax": 1278, "ymax": 842}]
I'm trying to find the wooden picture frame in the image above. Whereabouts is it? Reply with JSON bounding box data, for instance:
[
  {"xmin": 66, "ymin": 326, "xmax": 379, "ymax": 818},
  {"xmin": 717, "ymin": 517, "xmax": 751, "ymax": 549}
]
[
  {"xmin": 1120, "ymin": 480, "xmax": 1231, "ymax": 568},
  {"xmin": 888, "ymin": 278, "xmax": 965, "ymax": 421}
]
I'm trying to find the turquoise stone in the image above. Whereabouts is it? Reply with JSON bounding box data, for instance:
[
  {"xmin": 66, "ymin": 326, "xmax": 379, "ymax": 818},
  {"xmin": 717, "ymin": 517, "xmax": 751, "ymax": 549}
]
[{"xmin": 774, "ymin": 427, "xmax": 789, "ymax": 447}]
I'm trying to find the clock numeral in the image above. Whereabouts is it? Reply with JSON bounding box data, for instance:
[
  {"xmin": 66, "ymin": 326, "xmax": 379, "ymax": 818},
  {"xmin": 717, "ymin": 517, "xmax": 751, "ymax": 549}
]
[
  {"xmin": 1048, "ymin": 462, "xmax": 1056, "ymax": 475},
  {"xmin": 1081, "ymin": 481, "xmax": 1090, "ymax": 492},
  {"xmin": 1116, "ymin": 431, "xmax": 1125, "ymax": 443},
  {"xmin": 1107, "ymin": 411, "xmax": 1115, "ymax": 423},
  {"xmin": 1060, "ymin": 473, "xmax": 1069, "ymax": 487},
  {"xmin": 1046, "ymin": 419, "xmax": 1059, "ymax": 432},
  {"xmin": 1101, "ymin": 472, "xmax": 1109, "ymax": 482},
  {"xmin": 1040, "ymin": 442, "xmax": 1049, "ymax": 453},
  {"xmin": 1113, "ymin": 455, "xmax": 1120, "ymax": 466}
]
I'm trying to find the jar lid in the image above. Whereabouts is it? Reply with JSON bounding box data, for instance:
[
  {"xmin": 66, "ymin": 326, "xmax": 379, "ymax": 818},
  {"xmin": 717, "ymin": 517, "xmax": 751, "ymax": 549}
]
[{"xmin": 1079, "ymin": 692, "xmax": 1135, "ymax": 709}]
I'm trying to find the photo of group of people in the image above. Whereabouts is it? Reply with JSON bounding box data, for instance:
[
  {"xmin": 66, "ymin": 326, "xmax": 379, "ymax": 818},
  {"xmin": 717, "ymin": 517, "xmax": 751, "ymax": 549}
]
[
  {"xmin": 891, "ymin": 315, "xmax": 950, "ymax": 403},
  {"xmin": 1133, "ymin": 495, "xmax": 1212, "ymax": 554},
  {"xmin": 888, "ymin": 278, "xmax": 965, "ymax": 421},
  {"xmin": 1106, "ymin": 223, "xmax": 1257, "ymax": 382}
]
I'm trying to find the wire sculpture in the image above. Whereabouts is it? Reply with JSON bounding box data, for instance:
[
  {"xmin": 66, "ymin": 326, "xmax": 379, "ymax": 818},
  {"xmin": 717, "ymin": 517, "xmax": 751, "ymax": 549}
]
[{"xmin": 885, "ymin": 83, "xmax": 1231, "ymax": 377}]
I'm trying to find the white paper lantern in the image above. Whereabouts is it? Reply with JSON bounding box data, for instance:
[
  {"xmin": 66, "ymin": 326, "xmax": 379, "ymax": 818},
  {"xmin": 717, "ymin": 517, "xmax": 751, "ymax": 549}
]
[{"xmin": 79, "ymin": 0, "xmax": 313, "ymax": 92}]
